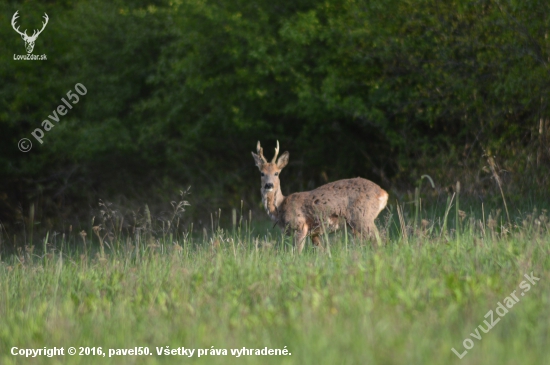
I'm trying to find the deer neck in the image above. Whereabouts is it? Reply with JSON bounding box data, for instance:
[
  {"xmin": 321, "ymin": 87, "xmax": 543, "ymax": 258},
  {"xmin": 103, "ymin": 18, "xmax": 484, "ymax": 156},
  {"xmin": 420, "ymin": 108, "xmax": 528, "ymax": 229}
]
[{"xmin": 262, "ymin": 187, "xmax": 285, "ymax": 221}]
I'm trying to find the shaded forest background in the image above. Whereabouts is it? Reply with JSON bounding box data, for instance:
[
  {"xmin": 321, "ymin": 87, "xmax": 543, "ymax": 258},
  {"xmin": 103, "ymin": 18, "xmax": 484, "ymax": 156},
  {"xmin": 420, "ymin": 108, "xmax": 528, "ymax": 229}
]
[{"xmin": 1, "ymin": 0, "xmax": 549, "ymax": 235}]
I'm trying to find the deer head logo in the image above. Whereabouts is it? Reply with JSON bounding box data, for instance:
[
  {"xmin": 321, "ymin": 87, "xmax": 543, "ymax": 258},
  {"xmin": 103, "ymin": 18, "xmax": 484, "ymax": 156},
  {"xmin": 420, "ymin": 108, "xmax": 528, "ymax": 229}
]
[{"xmin": 11, "ymin": 11, "xmax": 49, "ymax": 54}]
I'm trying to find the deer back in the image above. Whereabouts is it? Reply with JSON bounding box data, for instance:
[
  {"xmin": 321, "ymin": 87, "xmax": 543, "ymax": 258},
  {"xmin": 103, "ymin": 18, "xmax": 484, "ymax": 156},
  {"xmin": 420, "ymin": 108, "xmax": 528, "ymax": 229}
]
[{"xmin": 277, "ymin": 178, "xmax": 385, "ymax": 229}]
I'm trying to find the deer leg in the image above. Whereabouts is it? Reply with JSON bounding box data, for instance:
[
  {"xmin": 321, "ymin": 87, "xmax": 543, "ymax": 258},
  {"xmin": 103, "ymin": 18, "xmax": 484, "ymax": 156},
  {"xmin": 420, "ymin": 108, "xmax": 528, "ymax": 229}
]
[
  {"xmin": 351, "ymin": 221, "xmax": 378, "ymax": 243},
  {"xmin": 311, "ymin": 235, "xmax": 321, "ymax": 247},
  {"xmin": 369, "ymin": 224, "xmax": 380, "ymax": 239},
  {"xmin": 367, "ymin": 224, "xmax": 382, "ymax": 246},
  {"xmin": 311, "ymin": 235, "xmax": 325, "ymax": 251},
  {"xmin": 294, "ymin": 224, "xmax": 309, "ymax": 253}
]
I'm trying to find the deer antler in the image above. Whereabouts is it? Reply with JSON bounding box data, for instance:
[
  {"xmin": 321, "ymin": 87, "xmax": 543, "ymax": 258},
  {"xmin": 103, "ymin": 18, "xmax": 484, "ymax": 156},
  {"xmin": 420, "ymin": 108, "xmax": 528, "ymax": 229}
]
[
  {"xmin": 11, "ymin": 11, "xmax": 48, "ymax": 40},
  {"xmin": 31, "ymin": 13, "xmax": 49, "ymax": 39},
  {"xmin": 256, "ymin": 141, "xmax": 267, "ymax": 164},
  {"xmin": 11, "ymin": 11, "xmax": 28, "ymax": 37},
  {"xmin": 271, "ymin": 140, "xmax": 280, "ymax": 163}
]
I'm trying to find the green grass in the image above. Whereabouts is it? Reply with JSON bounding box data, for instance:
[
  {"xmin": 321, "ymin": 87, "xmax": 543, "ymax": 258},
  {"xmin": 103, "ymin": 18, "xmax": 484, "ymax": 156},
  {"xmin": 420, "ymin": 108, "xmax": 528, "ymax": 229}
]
[{"xmin": 0, "ymin": 202, "xmax": 549, "ymax": 365}]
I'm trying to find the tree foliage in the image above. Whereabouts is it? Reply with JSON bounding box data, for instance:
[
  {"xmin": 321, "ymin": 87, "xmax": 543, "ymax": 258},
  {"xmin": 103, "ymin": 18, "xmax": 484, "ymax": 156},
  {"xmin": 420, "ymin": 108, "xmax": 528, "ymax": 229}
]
[{"xmin": 1, "ymin": 0, "xmax": 549, "ymax": 225}]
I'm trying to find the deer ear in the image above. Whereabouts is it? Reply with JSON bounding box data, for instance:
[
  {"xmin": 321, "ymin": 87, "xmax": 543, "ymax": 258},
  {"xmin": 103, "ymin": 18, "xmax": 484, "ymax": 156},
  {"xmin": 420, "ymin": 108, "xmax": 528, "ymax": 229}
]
[
  {"xmin": 251, "ymin": 152, "xmax": 264, "ymax": 170},
  {"xmin": 276, "ymin": 151, "xmax": 289, "ymax": 169}
]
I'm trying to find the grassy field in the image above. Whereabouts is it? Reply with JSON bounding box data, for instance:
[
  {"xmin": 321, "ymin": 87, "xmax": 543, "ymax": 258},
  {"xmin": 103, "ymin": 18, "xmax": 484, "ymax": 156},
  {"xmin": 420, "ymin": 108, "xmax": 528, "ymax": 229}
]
[{"xmin": 0, "ymin": 198, "xmax": 549, "ymax": 365}]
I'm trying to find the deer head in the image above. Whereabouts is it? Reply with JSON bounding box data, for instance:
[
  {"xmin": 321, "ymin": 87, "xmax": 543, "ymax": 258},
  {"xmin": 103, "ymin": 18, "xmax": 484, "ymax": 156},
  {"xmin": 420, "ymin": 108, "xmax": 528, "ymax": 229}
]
[
  {"xmin": 11, "ymin": 11, "xmax": 49, "ymax": 54},
  {"xmin": 251, "ymin": 140, "xmax": 289, "ymax": 195}
]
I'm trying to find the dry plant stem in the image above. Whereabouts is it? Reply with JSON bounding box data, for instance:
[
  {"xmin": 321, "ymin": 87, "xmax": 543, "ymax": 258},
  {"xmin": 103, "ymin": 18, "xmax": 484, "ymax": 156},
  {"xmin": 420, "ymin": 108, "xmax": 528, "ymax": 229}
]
[
  {"xmin": 487, "ymin": 155, "xmax": 511, "ymax": 227},
  {"xmin": 414, "ymin": 175, "xmax": 435, "ymax": 229},
  {"xmin": 344, "ymin": 220, "xmax": 348, "ymax": 252},
  {"xmin": 441, "ymin": 193, "xmax": 456, "ymax": 239},
  {"xmin": 397, "ymin": 203, "xmax": 408, "ymax": 244},
  {"xmin": 28, "ymin": 203, "xmax": 34, "ymax": 247},
  {"xmin": 456, "ymin": 181, "xmax": 461, "ymax": 243}
]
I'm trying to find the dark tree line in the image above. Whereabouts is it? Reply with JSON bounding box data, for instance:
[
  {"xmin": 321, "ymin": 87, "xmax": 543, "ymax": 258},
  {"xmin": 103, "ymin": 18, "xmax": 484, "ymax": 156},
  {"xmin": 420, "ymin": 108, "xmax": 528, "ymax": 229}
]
[{"xmin": 1, "ymin": 0, "xmax": 549, "ymax": 230}]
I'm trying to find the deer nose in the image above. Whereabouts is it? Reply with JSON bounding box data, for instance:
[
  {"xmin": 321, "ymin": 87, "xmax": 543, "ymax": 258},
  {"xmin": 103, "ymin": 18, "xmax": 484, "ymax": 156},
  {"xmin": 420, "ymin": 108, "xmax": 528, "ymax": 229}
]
[{"xmin": 264, "ymin": 183, "xmax": 274, "ymax": 190}]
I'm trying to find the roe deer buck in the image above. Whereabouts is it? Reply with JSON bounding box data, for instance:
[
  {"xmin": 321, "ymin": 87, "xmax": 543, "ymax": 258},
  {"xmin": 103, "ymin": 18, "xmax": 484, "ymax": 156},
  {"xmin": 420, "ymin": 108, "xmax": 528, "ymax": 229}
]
[{"xmin": 252, "ymin": 141, "xmax": 388, "ymax": 253}]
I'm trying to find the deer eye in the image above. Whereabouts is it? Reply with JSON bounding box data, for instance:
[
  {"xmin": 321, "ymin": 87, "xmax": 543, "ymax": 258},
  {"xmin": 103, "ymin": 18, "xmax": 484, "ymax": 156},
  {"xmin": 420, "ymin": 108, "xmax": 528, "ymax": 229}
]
[
  {"xmin": 261, "ymin": 172, "xmax": 265, "ymax": 176},
  {"xmin": 274, "ymin": 172, "xmax": 279, "ymax": 176}
]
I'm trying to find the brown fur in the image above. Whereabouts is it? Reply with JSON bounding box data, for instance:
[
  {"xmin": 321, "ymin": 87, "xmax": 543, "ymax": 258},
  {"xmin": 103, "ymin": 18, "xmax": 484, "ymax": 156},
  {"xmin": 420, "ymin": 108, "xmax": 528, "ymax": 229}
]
[{"xmin": 252, "ymin": 141, "xmax": 388, "ymax": 253}]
